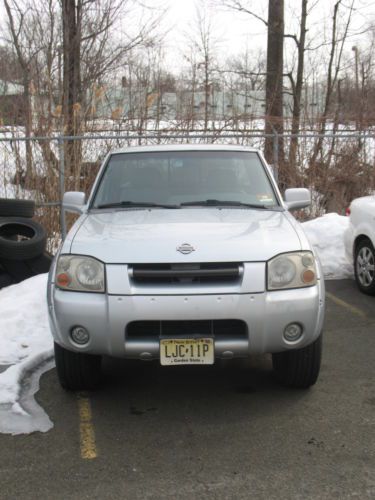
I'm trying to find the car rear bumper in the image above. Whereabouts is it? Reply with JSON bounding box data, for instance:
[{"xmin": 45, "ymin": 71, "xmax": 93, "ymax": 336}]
[{"xmin": 48, "ymin": 279, "xmax": 325, "ymax": 359}]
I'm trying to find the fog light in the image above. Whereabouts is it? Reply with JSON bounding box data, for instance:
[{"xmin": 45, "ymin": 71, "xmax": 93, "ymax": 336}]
[
  {"xmin": 70, "ymin": 326, "xmax": 90, "ymax": 345},
  {"xmin": 284, "ymin": 323, "xmax": 303, "ymax": 342}
]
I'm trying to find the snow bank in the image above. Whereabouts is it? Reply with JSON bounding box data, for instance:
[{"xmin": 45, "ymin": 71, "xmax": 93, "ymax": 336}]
[
  {"xmin": 0, "ymin": 274, "xmax": 52, "ymax": 367},
  {"xmin": 0, "ymin": 274, "xmax": 54, "ymax": 434},
  {"xmin": 302, "ymin": 213, "xmax": 353, "ymax": 279}
]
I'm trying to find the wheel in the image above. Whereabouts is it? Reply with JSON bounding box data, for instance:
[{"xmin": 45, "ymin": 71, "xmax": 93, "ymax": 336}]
[
  {"xmin": 0, "ymin": 198, "xmax": 35, "ymax": 218},
  {"xmin": 272, "ymin": 334, "xmax": 322, "ymax": 389},
  {"xmin": 354, "ymin": 238, "xmax": 375, "ymax": 295},
  {"xmin": 54, "ymin": 342, "xmax": 102, "ymax": 391},
  {"xmin": 0, "ymin": 217, "xmax": 46, "ymax": 260}
]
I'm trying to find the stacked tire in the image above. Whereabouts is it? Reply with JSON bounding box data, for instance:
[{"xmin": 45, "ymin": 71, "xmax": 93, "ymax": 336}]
[{"xmin": 0, "ymin": 198, "xmax": 52, "ymax": 289}]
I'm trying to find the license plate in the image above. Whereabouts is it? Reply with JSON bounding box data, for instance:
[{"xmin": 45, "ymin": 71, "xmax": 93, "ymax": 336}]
[{"xmin": 160, "ymin": 338, "xmax": 214, "ymax": 366}]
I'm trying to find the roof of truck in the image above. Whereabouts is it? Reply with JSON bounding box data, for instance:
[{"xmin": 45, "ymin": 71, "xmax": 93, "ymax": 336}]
[{"xmin": 110, "ymin": 144, "xmax": 260, "ymax": 154}]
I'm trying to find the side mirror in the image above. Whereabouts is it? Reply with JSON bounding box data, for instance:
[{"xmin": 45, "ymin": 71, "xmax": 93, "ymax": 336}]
[
  {"xmin": 284, "ymin": 188, "xmax": 311, "ymax": 211},
  {"xmin": 63, "ymin": 191, "xmax": 86, "ymax": 214}
]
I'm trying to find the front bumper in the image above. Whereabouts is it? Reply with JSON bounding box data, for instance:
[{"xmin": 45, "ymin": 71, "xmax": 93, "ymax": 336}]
[{"xmin": 48, "ymin": 279, "xmax": 325, "ymax": 359}]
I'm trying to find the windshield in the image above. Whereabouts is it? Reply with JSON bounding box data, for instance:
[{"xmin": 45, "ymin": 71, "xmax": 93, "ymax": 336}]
[{"xmin": 92, "ymin": 151, "xmax": 279, "ymax": 209}]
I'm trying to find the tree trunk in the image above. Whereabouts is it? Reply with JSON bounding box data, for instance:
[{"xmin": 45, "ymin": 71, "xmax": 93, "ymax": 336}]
[
  {"xmin": 264, "ymin": 0, "xmax": 285, "ymax": 185},
  {"xmin": 23, "ymin": 76, "xmax": 33, "ymax": 186},
  {"xmin": 62, "ymin": 0, "xmax": 82, "ymax": 183},
  {"xmin": 309, "ymin": 1, "xmax": 346, "ymax": 168},
  {"xmin": 288, "ymin": 0, "xmax": 307, "ymax": 184},
  {"xmin": 4, "ymin": 0, "xmax": 34, "ymax": 186},
  {"xmin": 204, "ymin": 55, "xmax": 209, "ymax": 132}
]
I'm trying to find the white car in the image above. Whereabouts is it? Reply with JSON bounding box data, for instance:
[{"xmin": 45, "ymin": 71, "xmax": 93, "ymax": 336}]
[{"xmin": 345, "ymin": 196, "xmax": 375, "ymax": 294}]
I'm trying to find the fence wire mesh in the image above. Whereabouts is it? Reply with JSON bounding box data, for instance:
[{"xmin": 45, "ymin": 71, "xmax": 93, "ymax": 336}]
[{"xmin": 0, "ymin": 131, "xmax": 374, "ymax": 250}]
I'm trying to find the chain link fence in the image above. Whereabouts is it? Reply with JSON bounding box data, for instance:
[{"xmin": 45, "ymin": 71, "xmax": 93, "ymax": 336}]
[{"xmin": 0, "ymin": 130, "xmax": 374, "ymax": 250}]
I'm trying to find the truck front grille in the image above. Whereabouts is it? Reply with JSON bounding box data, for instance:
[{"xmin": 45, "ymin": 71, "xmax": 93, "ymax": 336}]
[{"xmin": 129, "ymin": 262, "xmax": 242, "ymax": 285}]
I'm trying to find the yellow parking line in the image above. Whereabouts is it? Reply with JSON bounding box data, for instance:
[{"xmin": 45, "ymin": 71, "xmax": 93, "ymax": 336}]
[
  {"xmin": 77, "ymin": 393, "xmax": 98, "ymax": 460},
  {"xmin": 326, "ymin": 291, "xmax": 367, "ymax": 319}
]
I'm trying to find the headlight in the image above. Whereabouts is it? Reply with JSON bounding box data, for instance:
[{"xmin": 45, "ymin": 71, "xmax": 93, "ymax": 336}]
[
  {"xmin": 267, "ymin": 251, "xmax": 317, "ymax": 290},
  {"xmin": 55, "ymin": 255, "xmax": 105, "ymax": 292}
]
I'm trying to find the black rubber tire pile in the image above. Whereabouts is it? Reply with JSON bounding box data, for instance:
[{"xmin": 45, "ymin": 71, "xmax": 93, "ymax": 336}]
[{"xmin": 0, "ymin": 198, "xmax": 52, "ymax": 289}]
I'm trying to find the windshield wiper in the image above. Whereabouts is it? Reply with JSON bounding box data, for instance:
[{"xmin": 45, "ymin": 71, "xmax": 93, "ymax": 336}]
[
  {"xmin": 97, "ymin": 199, "xmax": 276, "ymax": 210},
  {"xmin": 96, "ymin": 201, "xmax": 179, "ymax": 209},
  {"xmin": 180, "ymin": 199, "xmax": 273, "ymax": 209}
]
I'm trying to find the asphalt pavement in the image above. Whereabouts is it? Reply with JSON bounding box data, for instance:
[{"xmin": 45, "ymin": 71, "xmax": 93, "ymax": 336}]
[{"xmin": 0, "ymin": 279, "xmax": 374, "ymax": 500}]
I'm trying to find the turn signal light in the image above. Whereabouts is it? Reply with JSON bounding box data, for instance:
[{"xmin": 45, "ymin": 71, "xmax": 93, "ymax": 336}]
[
  {"xmin": 56, "ymin": 272, "xmax": 71, "ymax": 288},
  {"xmin": 302, "ymin": 269, "xmax": 315, "ymax": 284}
]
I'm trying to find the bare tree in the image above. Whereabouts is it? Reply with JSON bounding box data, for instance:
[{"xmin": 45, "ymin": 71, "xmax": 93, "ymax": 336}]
[
  {"xmin": 286, "ymin": 0, "xmax": 308, "ymax": 181},
  {"xmin": 3, "ymin": 0, "xmax": 35, "ymax": 183},
  {"xmin": 3, "ymin": 0, "xmax": 162, "ymax": 173},
  {"xmin": 0, "ymin": 46, "xmax": 23, "ymax": 82},
  {"xmin": 60, "ymin": 0, "xmax": 163, "ymax": 181},
  {"xmin": 309, "ymin": 0, "xmax": 355, "ymax": 166},
  {"xmin": 264, "ymin": 0, "xmax": 285, "ymax": 180},
  {"xmin": 183, "ymin": 4, "xmax": 220, "ymax": 132},
  {"xmin": 225, "ymin": 49, "xmax": 266, "ymax": 93},
  {"xmin": 306, "ymin": 1, "xmax": 366, "ymax": 214},
  {"xmin": 213, "ymin": 1, "xmax": 286, "ymax": 181}
]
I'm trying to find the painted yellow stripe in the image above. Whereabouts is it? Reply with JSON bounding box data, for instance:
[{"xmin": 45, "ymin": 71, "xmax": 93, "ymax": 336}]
[
  {"xmin": 326, "ymin": 291, "xmax": 367, "ymax": 319},
  {"xmin": 77, "ymin": 393, "xmax": 98, "ymax": 460}
]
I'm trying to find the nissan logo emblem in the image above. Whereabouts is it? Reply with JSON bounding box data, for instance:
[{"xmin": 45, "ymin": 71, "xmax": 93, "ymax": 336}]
[{"xmin": 177, "ymin": 243, "xmax": 195, "ymax": 255}]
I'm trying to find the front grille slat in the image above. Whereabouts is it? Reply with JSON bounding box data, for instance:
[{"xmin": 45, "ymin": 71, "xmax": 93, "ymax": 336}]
[{"xmin": 130, "ymin": 262, "xmax": 242, "ymax": 285}]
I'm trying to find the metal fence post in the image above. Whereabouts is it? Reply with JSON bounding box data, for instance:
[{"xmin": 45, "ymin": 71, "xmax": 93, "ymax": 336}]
[
  {"xmin": 273, "ymin": 131, "xmax": 279, "ymax": 184},
  {"xmin": 58, "ymin": 136, "xmax": 67, "ymax": 239}
]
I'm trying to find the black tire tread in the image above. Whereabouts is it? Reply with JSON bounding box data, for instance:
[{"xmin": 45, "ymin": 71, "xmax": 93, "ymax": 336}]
[
  {"xmin": 0, "ymin": 217, "xmax": 46, "ymax": 260},
  {"xmin": 272, "ymin": 334, "xmax": 322, "ymax": 389},
  {"xmin": 0, "ymin": 253, "xmax": 52, "ymax": 283},
  {"xmin": 0, "ymin": 198, "xmax": 35, "ymax": 218},
  {"xmin": 54, "ymin": 342, "xmax": 101, "ymax": 391}
]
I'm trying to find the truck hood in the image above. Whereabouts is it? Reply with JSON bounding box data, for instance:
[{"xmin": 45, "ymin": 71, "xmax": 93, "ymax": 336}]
[{"xmin": 68, "ymin": 208, "xmax": 304, "ymax": 263}]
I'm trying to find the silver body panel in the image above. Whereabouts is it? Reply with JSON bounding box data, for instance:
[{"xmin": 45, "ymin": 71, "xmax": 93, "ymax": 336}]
[
  {"xmin": 48, "ymin": 280, "xmax": 325, "ymax": 359},
  {"xmin": 67, "ymin": 209, "xmax": 303, "ymax": 264}
]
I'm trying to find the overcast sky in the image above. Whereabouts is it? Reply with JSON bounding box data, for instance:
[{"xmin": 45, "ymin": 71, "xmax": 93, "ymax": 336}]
[{"xmin": 161, "ymin": 0, "xmax": 375, "ymax": 70}]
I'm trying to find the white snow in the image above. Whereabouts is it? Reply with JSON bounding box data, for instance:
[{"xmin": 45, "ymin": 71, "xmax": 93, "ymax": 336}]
[
  {"xmin": 302, "ymin": 213, "xmax": 353, "ymax": 279},
  {"xmin": 0, "ymin": 274, "xmax": 54, "ymax": 435},
  {"xmin": 0, "ymin": 212, "xmax": 353, "ymax": 435}
]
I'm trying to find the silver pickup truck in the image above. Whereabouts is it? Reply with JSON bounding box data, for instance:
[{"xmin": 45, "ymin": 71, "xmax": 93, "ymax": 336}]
[{"xmin": 47, "ymin": 145, "xmax": 325, "ymax": 390}]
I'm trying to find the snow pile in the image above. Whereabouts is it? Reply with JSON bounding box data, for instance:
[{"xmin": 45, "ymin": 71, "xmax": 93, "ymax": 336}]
[
  {"xmin": 302, "ymin": 213, "xmax": 353, "ymax": 279},
  {"xmin": 0, "ymin": 274, "xmax": 54, "ymax": 434}
]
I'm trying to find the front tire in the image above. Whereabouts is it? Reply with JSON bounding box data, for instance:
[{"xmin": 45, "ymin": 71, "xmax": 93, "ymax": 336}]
[
  {"xmin": 354, "ymin": 238, "xmax": 375, "ymax": 295},
  {"xmin": 272, "ymin": 334, "xmax": 322, "ymax": 389},
  {"xmin": 54, "ymin": 342, "xmax": 102, "ymax": 391}
]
